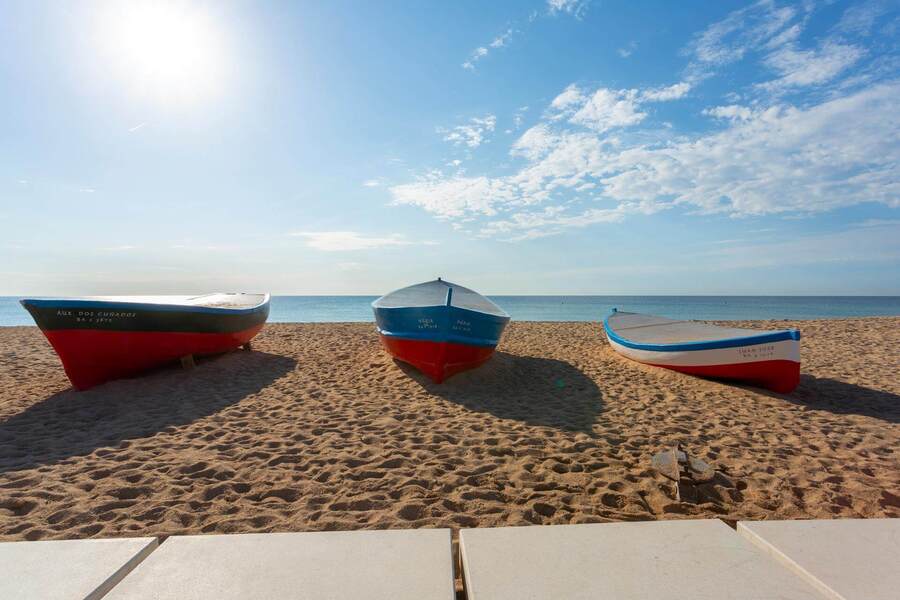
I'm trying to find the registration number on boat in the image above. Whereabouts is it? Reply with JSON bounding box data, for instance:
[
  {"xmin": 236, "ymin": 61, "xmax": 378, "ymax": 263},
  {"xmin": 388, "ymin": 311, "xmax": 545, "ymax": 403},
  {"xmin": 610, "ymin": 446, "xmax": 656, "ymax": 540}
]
[{"xmin": 737, "ymin": 344, "xmax": 775, "ymax": 359}]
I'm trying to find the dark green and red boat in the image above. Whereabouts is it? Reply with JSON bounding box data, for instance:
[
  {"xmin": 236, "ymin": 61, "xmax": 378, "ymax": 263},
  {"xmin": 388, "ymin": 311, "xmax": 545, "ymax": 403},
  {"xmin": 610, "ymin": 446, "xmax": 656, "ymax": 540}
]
[{"xmin": 20, "ymin": 293, "xmax": 270, "ymax": 390}]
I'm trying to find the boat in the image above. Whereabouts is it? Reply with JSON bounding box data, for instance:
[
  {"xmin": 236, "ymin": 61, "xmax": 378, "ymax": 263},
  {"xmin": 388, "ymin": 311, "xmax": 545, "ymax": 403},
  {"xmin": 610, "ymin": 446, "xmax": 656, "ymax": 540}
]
[
  {"xmin": 20, "ymin": 293, "xmax": 270, "ymax": 390},
  {"xmin": 603, "ymin": 309, "xmax": 800, "ymax": 393},
  {"xmin": 372, "ymin": 278, "xmax": 510, "ymax": 383}
]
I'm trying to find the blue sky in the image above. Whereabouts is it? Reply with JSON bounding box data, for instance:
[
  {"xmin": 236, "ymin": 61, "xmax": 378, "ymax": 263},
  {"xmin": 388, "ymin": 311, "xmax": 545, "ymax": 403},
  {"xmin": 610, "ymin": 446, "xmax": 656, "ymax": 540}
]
[{"xmin": 1, "ymin": 0, "xmax": 898, "ymax": 295}]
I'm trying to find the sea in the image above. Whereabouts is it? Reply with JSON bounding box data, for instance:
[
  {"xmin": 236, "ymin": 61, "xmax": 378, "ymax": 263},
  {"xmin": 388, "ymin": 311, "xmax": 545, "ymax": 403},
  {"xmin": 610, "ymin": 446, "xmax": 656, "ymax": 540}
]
[{"xmin": 2, "ymin": 296, "xmax": 899, "ymax": 325}]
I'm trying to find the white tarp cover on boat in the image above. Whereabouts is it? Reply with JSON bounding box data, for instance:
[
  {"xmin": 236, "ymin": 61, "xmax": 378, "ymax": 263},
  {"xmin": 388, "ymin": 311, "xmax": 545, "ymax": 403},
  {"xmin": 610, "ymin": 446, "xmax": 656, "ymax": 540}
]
[
  {"xmin": 606, "ymin": 311, "xmax": 788, "ymax": 344},
  {"xmin": 373, "ymin": 280, "xmax": 507, "ymax": 316}
]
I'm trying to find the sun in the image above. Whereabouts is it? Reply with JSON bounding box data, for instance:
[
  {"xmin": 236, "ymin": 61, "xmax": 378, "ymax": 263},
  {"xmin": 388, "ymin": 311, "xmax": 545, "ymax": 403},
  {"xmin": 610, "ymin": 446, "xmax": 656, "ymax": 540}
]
[{"xmin": 96, "ymin": 1, "xmax": 228, "ymax": 106}]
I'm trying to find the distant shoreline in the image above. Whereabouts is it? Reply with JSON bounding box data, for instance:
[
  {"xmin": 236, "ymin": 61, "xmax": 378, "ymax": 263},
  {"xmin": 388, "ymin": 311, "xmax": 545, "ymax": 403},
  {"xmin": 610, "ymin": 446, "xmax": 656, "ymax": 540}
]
[{"xmin": 3, "ymin": 295, "xmax": 900, "ymax": 326}]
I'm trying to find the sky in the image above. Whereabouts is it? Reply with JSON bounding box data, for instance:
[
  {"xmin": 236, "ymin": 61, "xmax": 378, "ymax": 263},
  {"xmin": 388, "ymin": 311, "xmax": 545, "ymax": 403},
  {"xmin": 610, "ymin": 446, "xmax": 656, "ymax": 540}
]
[{"xmin": 1, "ymin": 0, "xmax": 898, "ymax": 295}]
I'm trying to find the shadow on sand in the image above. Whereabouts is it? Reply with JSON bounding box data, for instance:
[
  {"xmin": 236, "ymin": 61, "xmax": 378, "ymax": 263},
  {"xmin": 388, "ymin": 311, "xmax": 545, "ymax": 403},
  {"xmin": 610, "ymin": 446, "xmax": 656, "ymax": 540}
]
[
  {"xmin": 398, "ymin": 351, "xmax": 603, "ymax": 435},
  {"xmin": 0, "ymin": 351, "xmax": 296, "ymax": 474},
  {"xmin": 769, "ymin": 374, "xmax": 900, "ymax": 424}
]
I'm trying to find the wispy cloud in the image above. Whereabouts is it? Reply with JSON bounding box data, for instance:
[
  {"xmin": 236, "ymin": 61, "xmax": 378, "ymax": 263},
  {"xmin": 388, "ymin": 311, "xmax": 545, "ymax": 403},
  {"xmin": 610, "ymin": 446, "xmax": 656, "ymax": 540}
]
[
  {"xmin": 758, "ymin": 41, "xmax": 865, "ymax": 92},
  {"xmin": 362, "ymin": 179, "xmax": 382, "ymax": 187},
  {"xmin": 391, "ymin": 80, "xmax": 900, "ymax": 240},
  {"xmin": 834, "ymin": 0, "xmax": 893, "ymax": 36},
  {"xmin": 617, "ymin": 41, "xmax": 637, "ymax": 58},
  {"xmin": 685, "ymin": 0, "xmax": 806, "ymax": 80},
  {"xmin": 293, "ymin": 231, "xmax": 419, "ymax": 251},
  {"xmin": 439, "ymin": 115, "xmax": 497, "ymax": 148},
  {"xmin": 547, "ymin": 0, "xmax": 590, "ymax": 19},
  {"xmin": 100, "ymin": 245, "xmax": 138, "ymax": 252},
  {"xmin": 853, "ymin": 218, "xmax": 900, "ymax": 228},
  {"xmin": 79, "ymin": 187, "xmax": 96, "ymax": 193},
  {"xmin": 546, "ymin": 81, "xmax": 690, "ymax": 133},
  {"xmin": 463, "ymin": 1, "xmax": 592, "ymax": 71},
  {"xmin": 702, "ymin": 104, "xmax": 755, "ymax": 121},
  {"xmin": 462, "ymin": 28, "xmax": 514, "ymax": 70},
  {"xmin": 128, "ymin": 122, "xmax": 147, "ymax": 133},
  {"xmin": 389, "ymin": 0, "xmax": 899, "ymax": 242}
]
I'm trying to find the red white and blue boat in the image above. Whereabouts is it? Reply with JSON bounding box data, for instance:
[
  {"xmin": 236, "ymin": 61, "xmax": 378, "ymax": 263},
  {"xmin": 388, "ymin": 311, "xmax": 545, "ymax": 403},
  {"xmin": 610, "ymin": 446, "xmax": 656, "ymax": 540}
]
[
  {"xmin": 604, "ymin": 309, "xmax": 801, "ymax": 393},
  {"xmin": 372, "ymin": 278, "xmax": 510, "ymax": 383},
  {"xmin": 20, "ymin": 293, "xmax": 270, "ymax": 390}
]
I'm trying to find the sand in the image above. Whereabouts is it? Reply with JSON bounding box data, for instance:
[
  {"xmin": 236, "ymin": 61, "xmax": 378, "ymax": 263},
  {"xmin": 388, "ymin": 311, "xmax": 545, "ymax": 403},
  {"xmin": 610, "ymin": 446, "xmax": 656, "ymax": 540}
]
[{"xmin": 1, "ymin": 319, "xmax": 898, "ymax": 543}]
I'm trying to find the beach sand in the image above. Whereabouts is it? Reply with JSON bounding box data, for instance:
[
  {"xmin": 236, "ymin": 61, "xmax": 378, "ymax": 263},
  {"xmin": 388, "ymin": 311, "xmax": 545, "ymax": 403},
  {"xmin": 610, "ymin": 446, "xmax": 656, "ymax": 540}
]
[{"xmin": 1, "ymin": 319, "xmax": 898, "ymax": 543}]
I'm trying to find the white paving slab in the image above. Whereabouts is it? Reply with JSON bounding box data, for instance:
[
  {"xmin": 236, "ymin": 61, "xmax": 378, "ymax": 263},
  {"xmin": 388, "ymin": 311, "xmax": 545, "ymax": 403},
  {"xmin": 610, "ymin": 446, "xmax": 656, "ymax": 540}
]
[
  {"xmin": 460, "ymin": 519, "xmax": 828, "ymax": 600},
  {"xmin": 0, "ymin": 537, "xmax": 158, "ymax": 600},
  {"xmin": 105, "ymin": 528, "xmax": 455, "ymax": 599},
  {"xmin": 738, "ymin": 518, "xmax": 900, "ymax": 600}
]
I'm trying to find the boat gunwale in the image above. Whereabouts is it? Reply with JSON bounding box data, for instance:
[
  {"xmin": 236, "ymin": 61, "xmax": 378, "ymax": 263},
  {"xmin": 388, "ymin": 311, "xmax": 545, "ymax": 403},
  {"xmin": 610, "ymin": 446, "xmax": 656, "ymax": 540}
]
[
  {"xmin": 603, "ymin": 310, "xmax": 800, "ymax": 352},
  {"xmin": 19, "ymin": 294, "xmax": 271, "ymax": 316}
]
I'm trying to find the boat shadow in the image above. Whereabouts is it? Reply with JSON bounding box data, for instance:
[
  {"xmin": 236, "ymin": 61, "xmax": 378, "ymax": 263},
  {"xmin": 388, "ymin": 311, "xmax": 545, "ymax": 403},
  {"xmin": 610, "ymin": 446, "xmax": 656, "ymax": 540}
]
[
  {"xmin": 399, "ymin": 351, "xmax": 604, "ymax": 435},
  {"xmin": 767, "ymin": 374, "xmax": 900, "ymax": 423},
  {"xmin": 0, "ymin": 351, "xmax": 296, "ymax": 474}
]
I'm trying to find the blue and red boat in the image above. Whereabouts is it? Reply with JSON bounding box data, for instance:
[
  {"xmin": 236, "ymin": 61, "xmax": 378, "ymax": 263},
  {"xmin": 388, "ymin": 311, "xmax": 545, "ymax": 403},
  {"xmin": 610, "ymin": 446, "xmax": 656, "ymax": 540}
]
[
  {"xmin": 20, "ymin": 293, "xmax": 270, "ymax": 390},
  {"xmin": 604, "ymin": 309, "xmax": 801, "ymax": 393},
  {"xmin": 372, "ymin": 279, "xmax": 510, "ymax": 383}
]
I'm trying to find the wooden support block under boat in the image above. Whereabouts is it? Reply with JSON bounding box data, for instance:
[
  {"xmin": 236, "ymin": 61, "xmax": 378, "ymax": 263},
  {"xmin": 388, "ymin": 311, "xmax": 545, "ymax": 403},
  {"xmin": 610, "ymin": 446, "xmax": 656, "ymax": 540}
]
[{"xmin": 180, "ymin": 355, "xmax": 195, "ymax": 370}]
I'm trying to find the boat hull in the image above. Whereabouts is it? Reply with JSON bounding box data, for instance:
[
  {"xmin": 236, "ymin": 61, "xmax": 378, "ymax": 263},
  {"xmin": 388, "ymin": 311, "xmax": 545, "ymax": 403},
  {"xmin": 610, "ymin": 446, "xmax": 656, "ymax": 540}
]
[
  {"xmin": 372, "ymin": 281, "xmax": 509, "ymax": 383},
  {"xmin": 379, "ymin": 334, "xmax": 497, "ymax": 383},
  {"xmin": 41, "ymin": 326, "xmax": 264, "ymax": 390},
  {"xmin": 21, "ymin": 295, "xmax": 269, "ymax": 390},
  {"xmin": 606, "ymin": 335, "xmax": 800, "ymax": 393}
]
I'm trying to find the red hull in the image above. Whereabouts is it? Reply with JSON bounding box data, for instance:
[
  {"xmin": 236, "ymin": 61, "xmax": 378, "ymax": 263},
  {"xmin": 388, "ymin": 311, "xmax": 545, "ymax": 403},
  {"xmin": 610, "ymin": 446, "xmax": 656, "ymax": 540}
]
[
  {"xmin": 379, "ymin": 335, "xmax": 496, "ymax": 383},
  {"xmin": 42, "ymin": 325, "xmax": 264, "ymax": 390},
  {"xmin": 646, "ymin": 359, "xmax": 800, "ymax": 393}
]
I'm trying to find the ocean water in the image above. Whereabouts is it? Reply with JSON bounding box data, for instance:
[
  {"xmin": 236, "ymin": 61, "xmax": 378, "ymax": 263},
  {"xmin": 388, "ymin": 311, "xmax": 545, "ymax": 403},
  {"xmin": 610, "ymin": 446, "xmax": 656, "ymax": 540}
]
[{"xmin": 2, "ymin": 295, "xmax": 900, "ymax": 326}]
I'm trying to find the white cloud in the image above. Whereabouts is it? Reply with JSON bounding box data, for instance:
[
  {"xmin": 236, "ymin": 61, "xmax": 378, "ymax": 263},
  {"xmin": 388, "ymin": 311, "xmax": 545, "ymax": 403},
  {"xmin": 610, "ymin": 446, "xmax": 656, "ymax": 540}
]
[
  {"xmin": 79, "ymin": 187, "xmax": 96, "ymax": 193},
  {"xmin": 389, "ymin": 2, "xmax": 899, "ymax": 242},
  {"xmin": 511, "ymin": 124, "xmax": 560, "ymax": 160},
  {"xmin": 686, "ymin": 0, "xmax": 805, "ymax": 79},
  {"xmin": 547, "ymin": 0, "xmax": 590, "ymax": 19},
  {"xmin": 391, "ymin": 81, "xmax": 900, "ymax": 239},
  {"xmin": 853, "ymin": 218, "xmax": 900, "ymax": 228},
  {"xmin": 617, "ymin": 41, "xmax": 637, "ymax": 58},
  {"xmin": 512, "ymin": 105, "xmax": 529, "ymax": 131},
  {"xmin": 101, "ymin": 245, "xmax": 137, "ymax": 251},
  {"xmin": 293, "ymin": 231, "xmax": 416, "ymax": 252},
  {"xmin": 463, "ymin": 29, "xmax": 514, "ymax": 70},
  {"xmin": 128, "ymin": 122, "xmax": 147, "ymax": 133},
  {"xmin": 550, "ymin": 84, "xmax": 588, "ymax": 113},
  {"xmin": 835, "ymin": 1, "xmax": 892, "ymax": 36},
  {"xmin": 441, "ymin": 115, "xmax": 497, "ymax": 148},
  {"xmin": 362, "ymin": 179, "xmax": 381, "ymax": 187},
  {"xmin": 569, "ymin": 88, "xmax": 646, "ymax": 132},
  {"xmin": 390, "ymin": 174, "xmax": 516, "ymax": 218},
  {"xmin": 758, "ymin": 41, "xmax": 865, "ymax": 91},
  {"xmin": 640, "ymin": 82, "xmax": 692, "ymax": 101},
  {"xmin": 490, "ymin": 29, "xmax": 514, "ymax": 48},
  {"xmin": 702, "ymin": 104, "xmax": 755, "ymax": 121},
  {"xmin": 548, "ymin": 82, "xmax": 689, "ymax": 134}
]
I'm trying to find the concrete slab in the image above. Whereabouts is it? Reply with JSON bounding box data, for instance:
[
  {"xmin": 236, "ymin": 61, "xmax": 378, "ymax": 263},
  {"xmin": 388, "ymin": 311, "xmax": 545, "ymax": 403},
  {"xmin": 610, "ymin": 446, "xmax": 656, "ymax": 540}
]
[
  {"xmin": 738, "ymin": 518, "xmax": 900, "ymax": 600},
  {"xmin": 460, "ymin": 519, "xmax": 827, "ymax": 600},
  {"xmin": 106, "ymin": 528, "xmax": 454, "ymax": 599},
  {"xmin": 0, "ymin": 537, "xmax": 158, "ymax": 600}
]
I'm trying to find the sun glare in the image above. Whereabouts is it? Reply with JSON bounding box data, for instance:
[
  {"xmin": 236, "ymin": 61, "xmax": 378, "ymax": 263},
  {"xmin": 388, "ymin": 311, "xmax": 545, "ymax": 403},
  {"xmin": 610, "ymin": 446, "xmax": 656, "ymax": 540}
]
[{"xmin": 96, "ymin": 1, "xmax": 228, "ymax": 106}]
